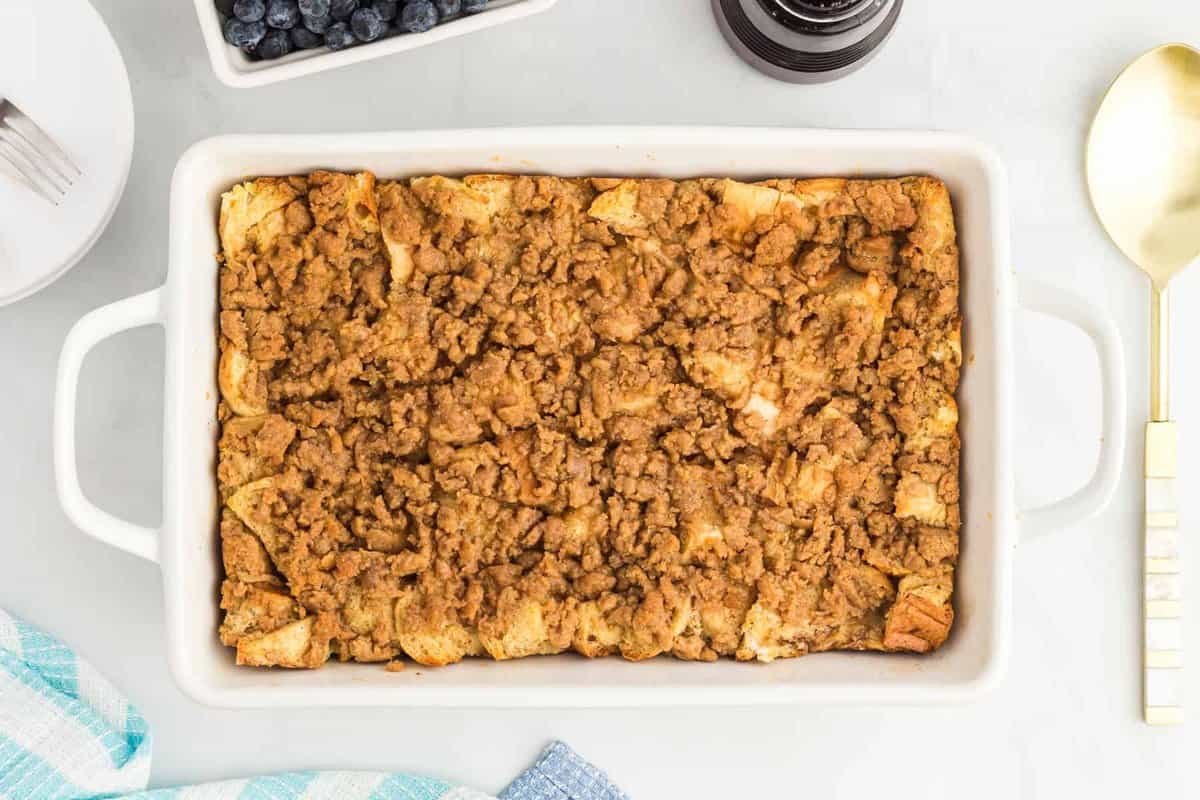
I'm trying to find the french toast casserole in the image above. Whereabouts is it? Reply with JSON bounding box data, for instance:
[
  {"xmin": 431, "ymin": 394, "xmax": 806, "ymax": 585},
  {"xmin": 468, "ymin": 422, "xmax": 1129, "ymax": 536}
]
[{"xmin": 215, "ymin": 171, "xmax": 962, "ymax": 669}]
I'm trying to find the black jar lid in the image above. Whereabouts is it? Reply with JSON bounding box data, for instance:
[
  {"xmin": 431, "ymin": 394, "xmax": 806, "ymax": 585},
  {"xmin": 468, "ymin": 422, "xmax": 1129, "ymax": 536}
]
[
  {"xmin": 716, "ymin": 0, "xmax": 903, "ymax": 80},
  {"xmin": 759, "ymin": 0, "xmax": 889, "ymax": 35}
]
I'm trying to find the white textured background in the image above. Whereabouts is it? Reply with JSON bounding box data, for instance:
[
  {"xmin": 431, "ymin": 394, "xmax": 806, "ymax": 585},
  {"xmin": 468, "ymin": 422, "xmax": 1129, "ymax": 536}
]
[{"xmin": 1, "ymin": 0, "xmax": 1198, "ymax": 796}]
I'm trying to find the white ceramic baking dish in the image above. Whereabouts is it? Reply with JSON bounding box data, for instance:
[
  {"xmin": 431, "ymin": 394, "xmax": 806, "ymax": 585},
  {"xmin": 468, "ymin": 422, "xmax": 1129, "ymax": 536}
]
[
  {"xmin": 54, "ymin": 127, "xmax": 1127, "ymax": 707},
  {"xmin": 192, "ymin": 0, "xmax": 559, "ymax": 89}
]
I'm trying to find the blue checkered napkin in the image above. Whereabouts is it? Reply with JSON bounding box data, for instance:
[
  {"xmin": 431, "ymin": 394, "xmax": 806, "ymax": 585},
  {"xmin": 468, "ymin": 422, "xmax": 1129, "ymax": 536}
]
[
  {"xmin": 0, "ymin": 610, "xmax": 628, "ymax": 800},
  {"xmin": 499, "ymin": 742, "xmax": 629, "ymax": 800},
  {"xmin": 0, "ymin": 611, "xmax": 152, "ymax": 798}
]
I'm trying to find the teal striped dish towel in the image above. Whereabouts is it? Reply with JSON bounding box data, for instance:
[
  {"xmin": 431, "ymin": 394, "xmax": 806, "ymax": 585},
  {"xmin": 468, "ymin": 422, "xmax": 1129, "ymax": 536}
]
[{"xmin": 0, "ymin": 611, "xmax": 628, "ymax": 800}]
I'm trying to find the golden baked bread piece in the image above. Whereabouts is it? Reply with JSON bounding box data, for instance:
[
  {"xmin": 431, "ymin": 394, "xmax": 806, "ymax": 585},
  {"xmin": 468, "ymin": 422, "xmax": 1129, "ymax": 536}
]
[{"xmin": 216, "ymin": 171, "xmax": 961, "ymax": 669}]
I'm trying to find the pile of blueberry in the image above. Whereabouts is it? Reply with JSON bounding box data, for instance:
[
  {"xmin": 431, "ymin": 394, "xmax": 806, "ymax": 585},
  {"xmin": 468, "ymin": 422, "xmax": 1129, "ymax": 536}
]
[{"xmin": 218, "ymin": 0, "xmax": 489, "ymax": 60}]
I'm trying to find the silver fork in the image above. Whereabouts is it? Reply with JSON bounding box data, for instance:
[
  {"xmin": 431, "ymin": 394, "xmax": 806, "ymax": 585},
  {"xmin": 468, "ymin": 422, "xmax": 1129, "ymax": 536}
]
[{"xmin": 0, "ymin": 97, "xmax": 82, "ymax": 206}]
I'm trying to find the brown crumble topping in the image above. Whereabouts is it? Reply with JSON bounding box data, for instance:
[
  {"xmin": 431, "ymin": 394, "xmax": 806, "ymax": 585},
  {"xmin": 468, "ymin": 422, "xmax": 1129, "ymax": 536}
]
[{"xmin": 216, "ymin": 171, "xmax": 961, "ymax": 669}]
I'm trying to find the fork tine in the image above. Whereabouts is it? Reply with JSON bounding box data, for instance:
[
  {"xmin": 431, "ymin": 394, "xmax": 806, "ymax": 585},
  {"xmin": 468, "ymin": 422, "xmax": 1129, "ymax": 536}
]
[
  {"xmin": 5, "ymin": 107, "xmax": 82, "ymax": 177},
  {"xmin": 0, "ymin": 143, "xmax": 62, "ymax": 204},
  {"xmin": 0, "ymin": 142, "xmax": 61, "ymax": 205},
  {"xmin": 0, "ymin": 124, "xmax": 72, "ymax": 191},
  {"xmin": 0, "ymin": 131, "xmax": 70, "ymax": 196}
]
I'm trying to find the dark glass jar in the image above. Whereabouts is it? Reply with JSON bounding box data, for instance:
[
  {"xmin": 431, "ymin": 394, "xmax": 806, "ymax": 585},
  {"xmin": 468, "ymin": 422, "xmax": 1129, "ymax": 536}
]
[{"xmin": 713, "ymin": 0, "xmax": 903, "ymax": 83}]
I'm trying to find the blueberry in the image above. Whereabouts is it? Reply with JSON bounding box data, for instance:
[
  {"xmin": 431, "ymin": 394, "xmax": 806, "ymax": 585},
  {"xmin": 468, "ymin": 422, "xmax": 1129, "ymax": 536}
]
[
  {"xmin": 291, "ymin": 25, "xmax": 323, "ymax": 48},
  {"xmin": 303, "ymin": 11, "xmax": 332, "ymax": 32},
  {"xmin": 266, "ymin": 0, "xmax": 301, "ymax": 28},
  {"xmin": 331, "ymin": 0, "xmax": 358, "ymax": 20},
  {"xmin": 233, "ymin": 0, "xmax": 266, "ymax": 22},
  {"xmin": 348, "ymin": 7, "xmax": 385, "ymax": 41},
  {"xmin": 371, "ymin": 0, "xmax": 399, "ymax": 21},
  {"xmin": 434, "ymin": 0, "xmax": 459, "ymax": 17},
  {"xmin": 462, "ymin": 0, "xmax": 486, "ymax": 13},
  {"xmin": 224, "ymin": 17, "xmax": 268, "ymax": 47},
  {"xmin": 325, "ymin": 21, "xmax": 357, "ymax": 49},
  {"xmin": 298, "ymin": 0, "xmax": 330, "ymax": 14},
  {"xmin": 215, "ymin": 0, "xmax": 237, "ymax": 16},
  {"xmin": 255, "ymin": 27, "xmax": 293, "ymax": 58},
  {"xmin": 400, "ymin": 0, "xmax": 437, "ymax": 32}
]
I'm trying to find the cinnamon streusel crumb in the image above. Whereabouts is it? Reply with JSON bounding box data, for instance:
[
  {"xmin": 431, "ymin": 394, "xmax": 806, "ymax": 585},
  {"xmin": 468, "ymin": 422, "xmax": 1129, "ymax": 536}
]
[{"xmin": 215, "ymin": 171, "xmax": 961, "ymax": 669}]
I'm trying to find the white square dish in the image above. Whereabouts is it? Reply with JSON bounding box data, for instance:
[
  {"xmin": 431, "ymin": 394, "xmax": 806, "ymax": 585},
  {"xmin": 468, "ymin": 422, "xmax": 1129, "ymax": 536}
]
[
  {"xmin": 54, "ymin": 127, "xmax": 1127, "ymax": 707},
  {"xmin": 192, "ymin": 0, "xmax": 559, "ymax": 89}
]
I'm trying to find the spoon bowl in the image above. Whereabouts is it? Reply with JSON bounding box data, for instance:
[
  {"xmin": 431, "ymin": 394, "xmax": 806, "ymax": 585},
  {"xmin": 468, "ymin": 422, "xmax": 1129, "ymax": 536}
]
[{"xmin": 1088, "ymin": 43, "xmax": 1200, "ymax": 286}]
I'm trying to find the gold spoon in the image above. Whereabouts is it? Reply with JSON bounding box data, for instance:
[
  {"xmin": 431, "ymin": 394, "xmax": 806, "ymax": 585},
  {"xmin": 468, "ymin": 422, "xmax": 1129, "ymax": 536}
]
[{"xmin": 1087, "ymin": 42, "xmax": 1200, "ymax": 726}]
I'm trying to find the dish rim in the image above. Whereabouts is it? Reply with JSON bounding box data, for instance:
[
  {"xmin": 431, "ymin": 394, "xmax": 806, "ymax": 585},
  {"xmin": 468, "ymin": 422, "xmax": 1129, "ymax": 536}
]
[{"xmin": 174, "ymin": 127, "xmax": 1012, "ymax": 706}]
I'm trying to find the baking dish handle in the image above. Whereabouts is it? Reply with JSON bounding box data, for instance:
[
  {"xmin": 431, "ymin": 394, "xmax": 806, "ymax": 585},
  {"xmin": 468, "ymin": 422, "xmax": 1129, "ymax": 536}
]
[
  {"xmin": 1016, "ymin": 277, "xmax": 1127, "ymax": 540},
  {"xmin": 54, "ymin": 288, "xmax": 165, "ymax": 564}
]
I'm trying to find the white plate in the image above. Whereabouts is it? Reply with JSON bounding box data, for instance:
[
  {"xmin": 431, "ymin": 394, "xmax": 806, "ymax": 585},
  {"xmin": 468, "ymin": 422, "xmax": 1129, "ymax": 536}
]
[{"xmin": 0, "ymin": 0, "xmax": 134, "ymax": 307}]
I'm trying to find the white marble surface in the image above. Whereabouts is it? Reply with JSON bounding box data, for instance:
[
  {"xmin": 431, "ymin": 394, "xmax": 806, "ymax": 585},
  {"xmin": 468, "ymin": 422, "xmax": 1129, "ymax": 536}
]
[{"xmin": 2, "ymin": 0, "xmax": 1199, "ymax": 796}]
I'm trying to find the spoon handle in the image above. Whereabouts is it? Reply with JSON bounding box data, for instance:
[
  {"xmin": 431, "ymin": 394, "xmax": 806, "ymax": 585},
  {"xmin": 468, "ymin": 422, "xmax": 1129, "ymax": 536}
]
[
  {"xmin": 1145, "ymin": 422, "xmax": 1181, "ymax": 724},
  {"xmin": 1151, "ymin": 284, "xmax": 1170, "ymax": 421},
  {"xmin": 1145, "ymin": 283, "xmax": 1181, "ymax": 725}
]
